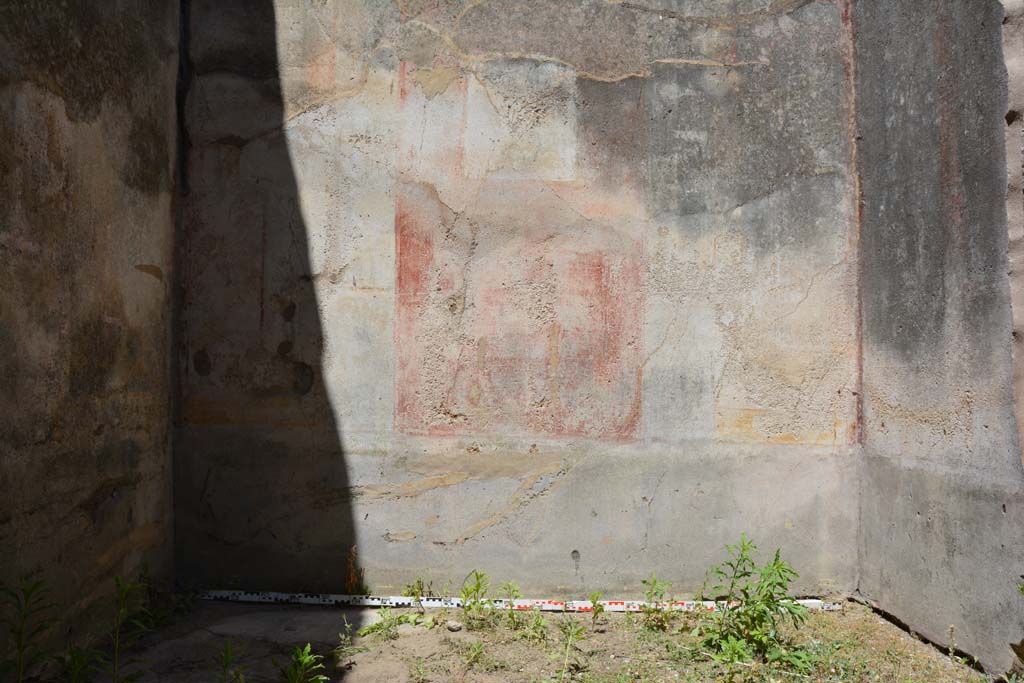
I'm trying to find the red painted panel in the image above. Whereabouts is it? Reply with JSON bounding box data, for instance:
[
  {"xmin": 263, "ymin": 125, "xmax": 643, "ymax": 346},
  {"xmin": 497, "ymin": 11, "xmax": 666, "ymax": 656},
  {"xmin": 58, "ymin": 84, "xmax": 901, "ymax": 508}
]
[{"xmin": 394, "ymin": 62, "xmax": 643, "ymax": 440}]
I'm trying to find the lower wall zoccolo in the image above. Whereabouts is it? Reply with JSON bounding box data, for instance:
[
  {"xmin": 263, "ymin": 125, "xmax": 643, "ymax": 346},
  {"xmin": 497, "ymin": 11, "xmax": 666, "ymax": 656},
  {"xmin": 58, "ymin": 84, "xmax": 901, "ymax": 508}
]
[
  {"xmin": 178, "ymin": 431, "xmax": 859, "ymax": 598},
  {"xmin": 333, "ymin": 441, "xmax": 858, "ymax": 598},
  {"xmin": 860, "ymin": 456, "xmax": 1024, "ymax": 672},
  {"xmin": 855, "ymin": 0, "xmax": 1024, "ymax": 672}
]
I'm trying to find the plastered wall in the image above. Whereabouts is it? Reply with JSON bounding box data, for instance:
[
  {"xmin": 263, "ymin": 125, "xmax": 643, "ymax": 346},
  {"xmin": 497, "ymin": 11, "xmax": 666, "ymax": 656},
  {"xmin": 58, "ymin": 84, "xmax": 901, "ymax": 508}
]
[
  {"xmin": 177, "ymin": 0, "xmax": 861, "ymax": 597},
  {"xmin": 0, "ymin": 0, "xmax": 179, "ymax": 639},
  {"xmin": 1007, "ymin": 1, "xmax": 1024, "ymax": 448},
  {"xmin": 855, "ymin": 0, "xmax": 1024, "ymax": 672},
  {"xmin": 0, "ymin": 0, "xmax": 1021, "ymax": 674}
]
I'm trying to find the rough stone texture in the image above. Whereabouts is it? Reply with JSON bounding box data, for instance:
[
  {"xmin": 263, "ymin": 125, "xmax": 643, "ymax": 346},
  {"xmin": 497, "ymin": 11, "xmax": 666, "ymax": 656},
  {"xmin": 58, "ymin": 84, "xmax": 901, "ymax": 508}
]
[
  {"xmin": 0, "ymin": 0, "xmax": 178, "ymax": 642},
  {"xmin": 855, "ymin": 0, "xmax": 1024, "ymax": 673},
  {"xmin": 176, "ymin": 0, "xmax": 861, "ymax": 596}
]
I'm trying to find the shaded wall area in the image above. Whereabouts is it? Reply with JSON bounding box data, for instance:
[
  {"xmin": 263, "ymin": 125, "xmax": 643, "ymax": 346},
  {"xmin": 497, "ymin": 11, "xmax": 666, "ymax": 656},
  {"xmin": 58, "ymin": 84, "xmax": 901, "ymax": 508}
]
[
  {"xmin": 175, "ymin": 0, "xmax": 360, "ymax": 592},
  {"xmin": 0, "ymin": 0, "xmax": 178, "ymax": 640},
  {"xmin": 855, "ymin": 0, "xmax": 1024, "ymax": 672}
]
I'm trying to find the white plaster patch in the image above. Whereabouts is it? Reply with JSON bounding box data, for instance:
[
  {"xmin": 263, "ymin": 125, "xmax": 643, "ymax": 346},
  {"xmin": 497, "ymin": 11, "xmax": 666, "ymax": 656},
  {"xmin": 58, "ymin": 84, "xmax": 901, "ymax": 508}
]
[{"xmin": 462, "ymin": 61, "xmax": 577, "ymax": 181}]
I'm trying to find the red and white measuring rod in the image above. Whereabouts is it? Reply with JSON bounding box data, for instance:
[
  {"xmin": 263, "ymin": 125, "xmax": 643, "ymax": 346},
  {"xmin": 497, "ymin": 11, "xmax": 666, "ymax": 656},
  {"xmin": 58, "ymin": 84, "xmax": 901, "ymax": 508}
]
[{"xmin": 200, "ymin": 590, "xmax": 842, "ymax": 613}]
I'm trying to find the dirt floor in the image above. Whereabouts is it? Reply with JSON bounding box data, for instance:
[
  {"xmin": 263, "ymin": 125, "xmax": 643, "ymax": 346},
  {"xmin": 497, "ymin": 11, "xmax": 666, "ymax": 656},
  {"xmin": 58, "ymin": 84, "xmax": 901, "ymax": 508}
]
[{"xmin": 126, "ymin": 599, "xmax": 989, "ymax": 683}]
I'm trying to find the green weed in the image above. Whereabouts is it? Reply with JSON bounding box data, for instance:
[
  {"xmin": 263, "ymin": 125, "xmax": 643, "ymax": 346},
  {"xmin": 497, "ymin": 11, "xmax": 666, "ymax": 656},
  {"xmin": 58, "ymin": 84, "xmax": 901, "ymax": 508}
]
[
  {"xmin": 460, "ymin": 570, "xmax": 493, "ymax": 629},
  {"xmin": 0, "ymin": 577, "xmax": 55, "ymax": 683},
  {"xmin": 275, "ymin": 643, "xmax": 328, "ymax": 683},
  {"xmin": 357, "ymin": 608, "xmax": 430, "ymax": 641},
  {"xmin": 462, "ymin": 641, "xmax": 486, "ymax": 669},
  {"xmin": 109, "ymin": 576, "xmax": 147, "ymax": 683},
  {"xmin": 500, "ymin": 580, "xmax": 524, "ymax": 630},
  {"xmin": 407, "ymin": 656, "xmax": 431, "ymax": 683},
  {"xmin": 450, "ymin": 639, "xmax": 506, "ymax": 672},
  {"xmin": 554, "ymin": 616, "xmax": 587, "ymax": 681},
  {"xmin": 402, "ymin": 577, "xmax": 437, "ymax": 611},
  {"xmin": 694, "ymin": 534, "xmax": 808, "ymax": 669},
  {"xmin": 518, "ymin": 608, "xmax": 548, "ymax": 644},
  {"xmin": 588, "ymin": 592, "xmax": 605, "ymax": 632},
  {"xmin": 218, "ymin": 640, "xmax": 246, "ymax": 683},
  {"xmin": 55, "ymin": 644, "xmax": 107, "ymax": 683},
  {"xmin": 333, "ymin": 615, "xmax": 368, "ymax": 669},
  {"xmin": 640, "ymin": 573, "xmax": 673, "ymax": 631},
  {"xmin": 556, "ymin": 616, "xmax": 585, "ymax": 644}
]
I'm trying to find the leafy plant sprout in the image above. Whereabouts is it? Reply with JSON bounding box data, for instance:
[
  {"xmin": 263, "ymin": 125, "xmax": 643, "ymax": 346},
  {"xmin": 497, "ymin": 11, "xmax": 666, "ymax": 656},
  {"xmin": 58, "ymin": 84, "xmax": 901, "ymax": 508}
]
[
  {"xmin": 500, "ymin": 580, "xmax": 524, "ymax": 629},
  {"xmin": 641, "ymin": 573, "xmax": 674, "ymax": 631},
  {"xmin": 276, "ymin": 643, "xmax": 328, "ymax": 683},
  {"xmin": 56, "ymin": 644, "xmax": 106, "ymax": 683},
  {"xmin": 0, "ymin": 577, "xmax": 55, "ymax": 683},
  {"xmin": 333, "ymin": 615, "xmax": 368, "ymax": 669},
  {"xmin": 460, "ymin": 570, "xmax": 493, "ymax": 629},
  {"xmin": 402, "ymin": 577, "xmax": 436, "ymax": 613},
  {"xmin": 694, "ymin": 534, "xmax": 808, "ymax": 669},
  {"xmin": 588, "ymin": 591, "xmax": 605, "ymax": 632},
  {"xmin": 218, "ymin": 639, "xmax": 246, "ymax": 683},
  {"xmin": 555, "ymin": 616, "xmax": 587, "ymax": 683},
  {"xmin": 356, "ymin": 607, "xmax": 433, "ymax": 640},
  {"xmin": 518, "ymin": 607, "xmax": 548, "ymax": 644},
  {"xmin": 110, "ymin": 576, "xmax": 146, "ymax": 683}
]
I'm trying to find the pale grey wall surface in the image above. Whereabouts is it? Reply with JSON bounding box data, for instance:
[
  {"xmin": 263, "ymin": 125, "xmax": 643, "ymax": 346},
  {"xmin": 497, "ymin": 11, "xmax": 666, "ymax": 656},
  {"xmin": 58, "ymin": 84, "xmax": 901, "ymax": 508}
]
[
  {"xmin": 175, "ymin": 0, "xmax": 862, "ymax": 597},
  {"xmin": 855, "ymin": 0, "xmax": 1024, "ymax": 672},
  {"xmin": 0, "ymin": 0, "xmax": 178, "ymax": 639},
  {"xmin": 1007, "ymin": 0, "xmax": 1024, "ymax": 449}
]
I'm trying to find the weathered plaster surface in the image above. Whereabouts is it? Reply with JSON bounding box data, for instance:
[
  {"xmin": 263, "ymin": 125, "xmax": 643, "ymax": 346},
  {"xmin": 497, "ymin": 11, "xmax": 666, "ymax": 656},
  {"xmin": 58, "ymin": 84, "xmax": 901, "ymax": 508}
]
[
  {"xmin": 1007, "ymin": 0, "xmax": 1024, "ymax": 454},
  {"xmin": 1, "ymin": 0, "xmax": 1016, "ymax": 673},
  {"xmin": 856, "ymin": 0, "xmax": 1024, "ymax": 672},
  {"xmin": 177, "ymin": 0, "xmax": 860, "ymax": 596},
  {"xmin": 0, "ymin": 0, "xmax": 178, "ymax": 639}
]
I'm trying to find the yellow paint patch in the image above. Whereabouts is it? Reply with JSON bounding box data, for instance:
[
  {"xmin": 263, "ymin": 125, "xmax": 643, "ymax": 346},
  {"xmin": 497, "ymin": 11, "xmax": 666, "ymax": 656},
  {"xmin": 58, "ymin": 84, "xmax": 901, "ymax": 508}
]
[
  {"xmin": 412, "ymin": 66, "xmax": 459, "ymax": 98},
  {"xmin": 353, "ymin": 472, "xmax": 470, "ymax": 500},
  {"xmin": 715, "ymin": 407, "xmax": 852, "ymax": 446},
  {"xmin": 134, "ymin": 264, "xmax": 163, "ymax": 281}
]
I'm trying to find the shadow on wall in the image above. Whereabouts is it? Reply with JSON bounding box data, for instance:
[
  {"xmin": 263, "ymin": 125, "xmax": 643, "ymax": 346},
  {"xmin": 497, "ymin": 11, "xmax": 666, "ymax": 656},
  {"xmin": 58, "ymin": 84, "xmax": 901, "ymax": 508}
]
[{"xmin": 175, "ymin": 0, "xmax": 362, "ymax": 600}]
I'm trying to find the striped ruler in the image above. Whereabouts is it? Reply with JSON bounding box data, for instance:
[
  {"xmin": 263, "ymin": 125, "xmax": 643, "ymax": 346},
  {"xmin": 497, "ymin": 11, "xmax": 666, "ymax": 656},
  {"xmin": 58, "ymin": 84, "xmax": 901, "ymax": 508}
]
[{"xmin": 200, "ymin": 590, "xmax": 842, "ymax": 613}]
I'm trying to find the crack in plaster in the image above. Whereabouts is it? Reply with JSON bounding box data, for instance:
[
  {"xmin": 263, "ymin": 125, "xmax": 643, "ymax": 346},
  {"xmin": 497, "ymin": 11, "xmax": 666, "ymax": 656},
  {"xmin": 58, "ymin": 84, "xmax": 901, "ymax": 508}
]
[
  {"xmin": 617, "ymin": 0, "xmax": 819, "ymax": 29},
  {"xmin": 407, "ymin": 17, "xmax": 767, "ymax": 85}
]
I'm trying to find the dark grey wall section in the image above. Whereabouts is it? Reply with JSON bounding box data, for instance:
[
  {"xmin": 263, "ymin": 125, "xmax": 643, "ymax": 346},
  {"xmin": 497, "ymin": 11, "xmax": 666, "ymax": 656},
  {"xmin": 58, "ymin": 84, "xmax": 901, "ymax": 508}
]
[
  {"xmin": 855, "ymin": 0, "xmax": 1024, "ymax": 672},
  {"xmin": 0, "ymin": 0, "xmax": 178, "ymax": 642}
]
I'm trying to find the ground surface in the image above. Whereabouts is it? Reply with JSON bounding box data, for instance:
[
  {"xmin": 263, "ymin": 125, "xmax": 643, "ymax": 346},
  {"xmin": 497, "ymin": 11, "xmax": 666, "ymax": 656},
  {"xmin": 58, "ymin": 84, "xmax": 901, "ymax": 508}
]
[{"xmin": 126, "ymin": 600, "xmax": 987, "ymax": 683}]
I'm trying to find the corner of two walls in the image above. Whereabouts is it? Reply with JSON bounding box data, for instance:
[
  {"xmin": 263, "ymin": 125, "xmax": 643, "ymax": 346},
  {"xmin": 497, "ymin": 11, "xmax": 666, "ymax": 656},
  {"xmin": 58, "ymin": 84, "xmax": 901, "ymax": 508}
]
[
  {"xmin": 0, "ymin": 1, "xmax": 179, "ymax": 643},
  {"xmin": 853, "ymin": 0, "xmax": 1024, "ymax": 673},
  {"xmin": 173, "ymin": 9, "xmax": 1024, "ymax": 674},
  {"xmin": 1, "ymin": 0, "xmax": 1021, "ymax": 674}
]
